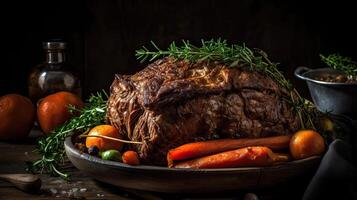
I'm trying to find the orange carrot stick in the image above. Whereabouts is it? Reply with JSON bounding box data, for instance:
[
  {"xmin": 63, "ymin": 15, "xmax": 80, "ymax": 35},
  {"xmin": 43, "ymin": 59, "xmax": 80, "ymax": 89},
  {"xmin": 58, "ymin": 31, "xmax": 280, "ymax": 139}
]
[
  {"xmin": 172, "ymin": 146, "xmax": 289, "ymax": 169},
  {"xmin": 167, "ymin": 135, "xmax": 291, "ymax": 166}
]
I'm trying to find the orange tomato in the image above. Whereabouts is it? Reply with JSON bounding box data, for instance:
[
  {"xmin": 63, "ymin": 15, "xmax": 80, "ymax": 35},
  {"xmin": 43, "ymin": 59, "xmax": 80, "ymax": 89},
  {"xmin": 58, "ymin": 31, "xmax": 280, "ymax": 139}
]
[
  {"xmin": 0, "ymin": 94, "xmax": 35, "ymax": 140},
  {"xmin": 86, "ymin": 125, "xmax": 123, "ymax": 151},
  {"xmin": 37, "ymin": 91, "xmax": 83, "ymax": 134},
  {"xmin": 290, "ymin": 130, "xmax": 325, "ymax": 159},
  {"xmin": 122, "ymin": 151, "xmax": 140, "ymax": 165}
]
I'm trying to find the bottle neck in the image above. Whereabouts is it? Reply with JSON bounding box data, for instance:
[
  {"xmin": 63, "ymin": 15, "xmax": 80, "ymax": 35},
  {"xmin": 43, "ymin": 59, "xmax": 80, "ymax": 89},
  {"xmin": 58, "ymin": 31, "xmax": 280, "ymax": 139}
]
[{"xmin": 46, "ymin": 50, "xmax": 65, "ymax": 64}]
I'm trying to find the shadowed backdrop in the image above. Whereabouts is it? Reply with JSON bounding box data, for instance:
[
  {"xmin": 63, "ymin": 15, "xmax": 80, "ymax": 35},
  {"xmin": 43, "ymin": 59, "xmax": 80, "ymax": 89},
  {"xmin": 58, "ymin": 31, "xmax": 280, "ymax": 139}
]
[{"xmin": 1, "ymin": 0, "xmax": 356, "ymax": 99}]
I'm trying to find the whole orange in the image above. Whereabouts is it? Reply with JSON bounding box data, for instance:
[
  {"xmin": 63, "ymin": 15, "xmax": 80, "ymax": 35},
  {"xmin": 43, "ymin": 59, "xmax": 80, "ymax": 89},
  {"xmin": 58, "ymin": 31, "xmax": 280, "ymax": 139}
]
[
  {"xmin": 86, "ymin": 125, "xmax": 123, "ymax": 151},
  {"xmin": 37, "ymin": 91, "xmax": 84, "ymax": 134},
  {"xmin": 290, "ymin": 130, "xmax": 325, "ymax": 159},
  {"xmin": 0, "ymin": 94, "xmax": 35, "ymax": 140}
]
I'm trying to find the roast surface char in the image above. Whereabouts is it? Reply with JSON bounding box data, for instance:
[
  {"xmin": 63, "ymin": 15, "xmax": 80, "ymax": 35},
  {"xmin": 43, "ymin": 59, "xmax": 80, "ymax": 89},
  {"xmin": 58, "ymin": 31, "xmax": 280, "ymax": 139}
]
[{"xmin": 107, "ymin": 57, "xmax": 299, "ymax": 165}]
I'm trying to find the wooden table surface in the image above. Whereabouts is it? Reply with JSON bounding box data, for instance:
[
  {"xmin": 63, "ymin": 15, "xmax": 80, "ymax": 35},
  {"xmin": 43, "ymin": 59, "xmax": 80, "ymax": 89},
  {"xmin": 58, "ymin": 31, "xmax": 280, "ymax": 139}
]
[{"xmin": 0, "ymin": 130, "xmax": 314, "ymax": 200}]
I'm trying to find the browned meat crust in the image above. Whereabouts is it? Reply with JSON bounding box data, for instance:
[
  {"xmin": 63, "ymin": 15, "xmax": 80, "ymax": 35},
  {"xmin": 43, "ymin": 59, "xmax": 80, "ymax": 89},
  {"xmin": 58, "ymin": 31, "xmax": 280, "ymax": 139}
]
[{"xmin": 106, "ymin": 57, "xmax": 299, "ymax": 165}]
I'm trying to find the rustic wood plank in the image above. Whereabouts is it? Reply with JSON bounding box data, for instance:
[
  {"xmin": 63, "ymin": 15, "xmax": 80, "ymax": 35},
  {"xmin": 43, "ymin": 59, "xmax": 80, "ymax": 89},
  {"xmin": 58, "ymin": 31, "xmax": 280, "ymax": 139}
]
[{"xmin": 0, "ymin": 141, "xmax": 133, "ymax": 199}]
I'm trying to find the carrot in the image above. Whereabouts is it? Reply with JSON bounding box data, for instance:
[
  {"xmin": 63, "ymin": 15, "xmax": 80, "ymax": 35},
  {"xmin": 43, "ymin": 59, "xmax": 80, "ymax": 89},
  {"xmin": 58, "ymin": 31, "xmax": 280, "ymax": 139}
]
[
  {"xmin": 172, "ymin": 146, "xmax": 289, "ymax": 169},
  {"xmin": 122, "ymin": 151, "xmax": 140, "ymax": 166},
  {"xmin": 167, "ymin": 135, "xmax": 291, "ymax": 167}
]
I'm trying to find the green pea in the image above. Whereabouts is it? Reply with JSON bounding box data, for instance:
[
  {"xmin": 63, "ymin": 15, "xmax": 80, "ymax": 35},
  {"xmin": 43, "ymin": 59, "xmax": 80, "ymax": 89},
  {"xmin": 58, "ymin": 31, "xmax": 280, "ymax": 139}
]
[{"xmin": 101, "ymin": 150, "xmax": 121, "ymax": 161}]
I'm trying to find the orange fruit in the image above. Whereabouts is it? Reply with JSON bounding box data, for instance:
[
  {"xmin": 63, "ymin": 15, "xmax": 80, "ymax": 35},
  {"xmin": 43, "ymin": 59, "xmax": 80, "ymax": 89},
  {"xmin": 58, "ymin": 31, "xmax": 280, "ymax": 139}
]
[
  {"xmin": 86, "ymin": 125, "xmax": 123, "ymax": 151},
  {"xmin": 290, "ymin": 130, "xmax": 325, "ymax": 159},
  {"xmin": 37, "ymin": 91, "xmax": 84, "ymax": 134},
  {"xmin": 122, "ymin": 151, "xmax": 140, "ymax": 165},
  {"xmin": 0, "ymin": 94, "xmax": 35, "ymax": 140}
]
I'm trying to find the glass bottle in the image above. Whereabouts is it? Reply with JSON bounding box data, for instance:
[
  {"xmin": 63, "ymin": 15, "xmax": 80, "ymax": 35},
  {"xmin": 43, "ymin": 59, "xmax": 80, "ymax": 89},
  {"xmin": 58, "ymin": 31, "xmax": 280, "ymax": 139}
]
[{"xmin": 28, "ymin": 41, "xmax": 81, "ymax": 104}]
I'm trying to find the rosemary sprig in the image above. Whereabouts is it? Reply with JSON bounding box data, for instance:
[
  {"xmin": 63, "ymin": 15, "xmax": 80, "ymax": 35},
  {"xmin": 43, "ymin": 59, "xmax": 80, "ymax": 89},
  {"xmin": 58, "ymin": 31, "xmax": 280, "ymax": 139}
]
[
  {"xmin": 136, "ymin": 39, "xmax": 317, "ymax": 130},
  {"xmin": 29, "ymin": 92, "xmax": 108, "ymax": 179},
  {"xmin": 136, "ymin": 39, "xmax": 258, "ymax": 67},
  {"xmin": 320, "ymin": 54, "xmax": 357, "ymax": 80}
]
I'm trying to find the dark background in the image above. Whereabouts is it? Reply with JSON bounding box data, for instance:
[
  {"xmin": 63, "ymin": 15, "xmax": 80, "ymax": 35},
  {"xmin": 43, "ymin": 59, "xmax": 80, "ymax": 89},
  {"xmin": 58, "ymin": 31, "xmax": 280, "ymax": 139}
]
[{"xmin": 1, "ymin": 0, "xmax": 357, "ymax": 99}]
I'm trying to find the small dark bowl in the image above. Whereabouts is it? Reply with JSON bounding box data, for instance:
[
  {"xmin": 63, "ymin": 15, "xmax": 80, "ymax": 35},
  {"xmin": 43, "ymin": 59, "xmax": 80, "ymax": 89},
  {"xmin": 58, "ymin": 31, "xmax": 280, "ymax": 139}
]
[
  {"xmin": 64, "ymin": 136, "xmax": 320, "ymax": 193},
  {"xmin": 295, "ymin": 67, "xmax": 357, "ymax": 118}
]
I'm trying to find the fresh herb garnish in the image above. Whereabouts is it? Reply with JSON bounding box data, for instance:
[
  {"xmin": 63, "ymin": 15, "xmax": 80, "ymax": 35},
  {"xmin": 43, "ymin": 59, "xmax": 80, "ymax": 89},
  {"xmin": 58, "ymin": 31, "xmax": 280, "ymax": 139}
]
[
  {"xmin": 136, "ymin": 39, "xmax": 317, "ymax": 130},
  {"xmin": 29, "ymin": 92, "xmax": 107, "ymax": 179},
  {"xmin": 320, "ymin": 54, "xmax": 357, "ymax": 80}
]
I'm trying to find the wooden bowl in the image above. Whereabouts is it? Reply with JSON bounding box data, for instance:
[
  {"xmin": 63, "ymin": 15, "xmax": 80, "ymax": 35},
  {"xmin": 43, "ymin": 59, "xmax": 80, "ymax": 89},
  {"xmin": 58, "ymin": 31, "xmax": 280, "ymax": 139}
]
[{"xmin": 64, "ymin": 136, "xmax": 320, "ymax": 193}]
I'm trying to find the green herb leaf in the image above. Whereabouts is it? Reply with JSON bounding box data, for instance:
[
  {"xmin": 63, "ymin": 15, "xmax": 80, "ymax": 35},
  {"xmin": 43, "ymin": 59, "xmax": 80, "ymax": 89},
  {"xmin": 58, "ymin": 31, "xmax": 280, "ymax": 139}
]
[
  {"xmin": 28, "ymin": 91, "xmax": 108, "ymax": 179},
  {"xmin": 320, "ymin": 54, "xmax": 357, "ymax": 80}
]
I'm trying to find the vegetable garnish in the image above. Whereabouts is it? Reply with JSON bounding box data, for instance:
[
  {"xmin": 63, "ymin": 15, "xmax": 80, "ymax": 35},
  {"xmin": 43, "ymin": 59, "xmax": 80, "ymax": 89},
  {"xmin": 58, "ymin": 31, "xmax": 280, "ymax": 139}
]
[
  {"xmin": 29, "ymin": 92, "xmax": 108, "ymax": 179},
  {"xmin": 167, "ymin": 136, "xmax": 291, "ymax": 167},
  {"xmin": 172, "ymin": 146, "xmax": 289, "ymax": 169}
]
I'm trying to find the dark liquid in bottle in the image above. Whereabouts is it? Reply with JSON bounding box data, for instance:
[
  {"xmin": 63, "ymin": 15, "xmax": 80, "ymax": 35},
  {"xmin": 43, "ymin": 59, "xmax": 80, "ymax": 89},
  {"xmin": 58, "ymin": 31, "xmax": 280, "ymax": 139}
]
[{"xmin": 28, "ymin": 41, "xmax": 81, "ymax": 104}]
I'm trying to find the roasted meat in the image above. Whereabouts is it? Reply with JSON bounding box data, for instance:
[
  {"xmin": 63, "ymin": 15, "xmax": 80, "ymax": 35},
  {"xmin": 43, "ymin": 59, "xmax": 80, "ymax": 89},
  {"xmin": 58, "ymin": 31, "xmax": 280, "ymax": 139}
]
[{"xmin": 106, "ymin": 57, "xmax": 299, "ymax": 165}]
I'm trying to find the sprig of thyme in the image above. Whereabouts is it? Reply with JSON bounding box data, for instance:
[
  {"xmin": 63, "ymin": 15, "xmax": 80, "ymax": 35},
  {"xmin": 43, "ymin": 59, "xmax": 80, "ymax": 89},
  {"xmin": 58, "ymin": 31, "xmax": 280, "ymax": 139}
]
[
  {"xmin": 320, "ymin": 54, "xmax": 357, "ymax": 80},
  {"xmin": 29, "ymin": 92, "xmax": 108, "ymax": 179},
  {"xmin": 136, "ymin": 39, "xmax": 317, "ymax": 130}
]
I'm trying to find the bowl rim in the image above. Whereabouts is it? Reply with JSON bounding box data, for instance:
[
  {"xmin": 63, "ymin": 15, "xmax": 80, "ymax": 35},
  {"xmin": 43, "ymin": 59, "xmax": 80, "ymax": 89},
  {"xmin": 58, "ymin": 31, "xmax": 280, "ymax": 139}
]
[
  {"xmin": 64, "ymin": 136, "xmax": 321, "ymax": 173},
  {"xmin": 296, "ymin": 67, "xmax": 357, "ymax": 86}
]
